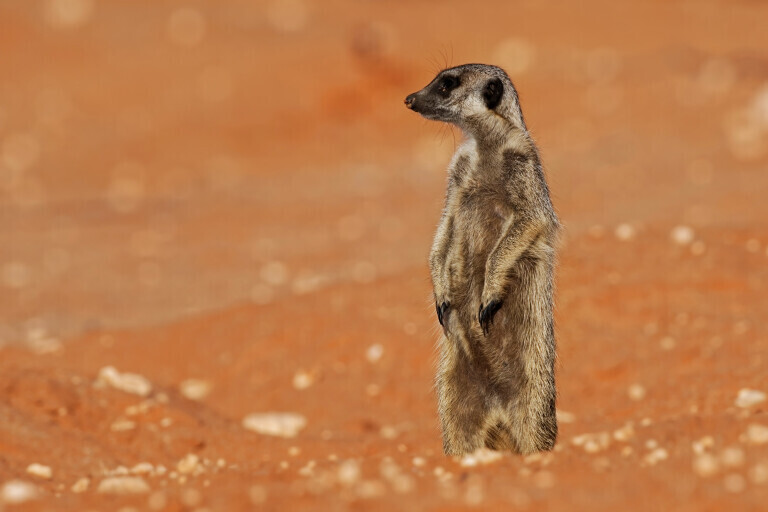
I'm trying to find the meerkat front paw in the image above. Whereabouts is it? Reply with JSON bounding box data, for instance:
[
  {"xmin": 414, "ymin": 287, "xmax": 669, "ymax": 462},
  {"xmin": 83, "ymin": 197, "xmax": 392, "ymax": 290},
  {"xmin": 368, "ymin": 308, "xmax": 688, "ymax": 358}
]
[
  {"xmin": 435, "ymin": 300, "xmax": 450, "ymax": 327},
  {"xmin": 478, "ymin": 296, "xmax": 503, "ymax": 335}
]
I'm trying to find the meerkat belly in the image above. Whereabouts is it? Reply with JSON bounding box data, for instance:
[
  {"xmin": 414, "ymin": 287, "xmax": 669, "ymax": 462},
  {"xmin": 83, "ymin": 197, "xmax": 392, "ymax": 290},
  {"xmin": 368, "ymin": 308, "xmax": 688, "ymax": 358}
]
[{"xmin": 447, "ymin": 191, "xmax": 507, "ymax": 307}]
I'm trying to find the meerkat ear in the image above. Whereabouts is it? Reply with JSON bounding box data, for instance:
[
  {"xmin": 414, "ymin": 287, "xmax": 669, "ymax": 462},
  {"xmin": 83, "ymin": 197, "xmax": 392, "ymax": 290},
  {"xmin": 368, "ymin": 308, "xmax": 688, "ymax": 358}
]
[{"xmin": 482, "ymin": 78, "xmax": 504, "ymax": 110}]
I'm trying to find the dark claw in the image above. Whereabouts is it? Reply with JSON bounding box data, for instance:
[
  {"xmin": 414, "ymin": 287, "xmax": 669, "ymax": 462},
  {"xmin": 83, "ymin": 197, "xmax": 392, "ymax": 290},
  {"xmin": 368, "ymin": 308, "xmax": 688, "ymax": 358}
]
[
  {"xmin": 436, "ymin": 301, "xmax": 450, "ymax": 327},
  {"xmin": 478, "ymin": 299, "xmax": 503, "ymax": 335}
]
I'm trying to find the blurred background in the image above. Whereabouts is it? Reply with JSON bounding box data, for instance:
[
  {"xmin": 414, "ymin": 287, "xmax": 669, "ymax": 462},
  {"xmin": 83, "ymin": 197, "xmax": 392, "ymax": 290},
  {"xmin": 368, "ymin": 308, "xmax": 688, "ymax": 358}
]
[{"xmin": 1, "ymin": 0, "xmax": 768, "ymax": 510}]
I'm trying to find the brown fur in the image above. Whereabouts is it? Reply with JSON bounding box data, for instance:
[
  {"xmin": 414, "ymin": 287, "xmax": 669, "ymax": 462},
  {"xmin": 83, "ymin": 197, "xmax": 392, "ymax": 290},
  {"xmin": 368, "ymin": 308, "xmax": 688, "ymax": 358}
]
[{"xmin": 406, "ymin": 64, "xmax": 559, "ymax": 455}]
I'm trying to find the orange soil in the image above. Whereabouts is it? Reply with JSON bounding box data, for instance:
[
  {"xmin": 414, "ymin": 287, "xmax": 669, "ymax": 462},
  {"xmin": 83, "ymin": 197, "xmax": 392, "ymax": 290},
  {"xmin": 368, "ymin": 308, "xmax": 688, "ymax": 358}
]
[{"xmin": 1, "ymin": 1, "xmax": 768, "ymax": 510}]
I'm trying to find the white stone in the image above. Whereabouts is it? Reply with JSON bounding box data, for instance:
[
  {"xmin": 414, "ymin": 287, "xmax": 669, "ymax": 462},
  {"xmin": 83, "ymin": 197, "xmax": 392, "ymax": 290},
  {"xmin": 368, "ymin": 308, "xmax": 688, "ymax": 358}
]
[
  {"xmin": 1, "ymin": 480, "xmax": 39, "ymax": 504},
  {"xmin": 670, "ymin": 225, "xmax": 695, "ymax": 246},
  {"xmin": 643, "ymin": 448, "xmax": 668, "ymax": 466},
  {"xmin": 366, "ymin": 344, "xmax": 384, "ymax": 363},
  {"xmin": 572, "ymin": 432, "xmax": 611, "ymax": 453},
  {"xmin": 337, "ymin": 460, "xmax": 361, "ymax": 485},
  {"xmin": 692, "ymin": 436, "xmax": 715, "ymax": 455},
  {"xmin": 292, "ymin": 371, "xmax": 313, "ymax": 390},
  {"xmin": 459, "ymin": 448, "xmax": 503, "ymax": 467},
  {"xmin": 744, "ymin": 424, "xmax": 768, "ymax": 445},
  {"xmin": 693, "ymin": 453, "xmax": 719, "ymax": 477},
  {"xmin": 556, "ymin": 410, "xmax": 576, "ymax": 423},
  {"xmin": 628, "ymin": 383, "xmax": 646, "ymax": 401},
  {"xmin": 97, "ymin": 366, "xmax": 152, "ymax": 396},
  {"xmin": 71, "ymin": 477, "xmax": 89, "ymax": 493},
  {"xmin": 177, "ymin": 454, "xmax": 200, "ymax": 475},
  {"xmin": 179, "ymin": 379, "xmax": 212, "ymax": 401},
  {"xmin": 614, "ymin": 223, "xmax": 636, "ymax": 241},
  {"xmin": 720, "ymin": 447, "xmax": 745, "ymax": 467},
  {"xmin": 735, "ymin": 388, "xmax": 766, "ymax": 408},
  {"xmin": 242, "ymin": 412, "xmax": 306, "ymax": 438},
  {"xmin": 613, "ymin": 423, "xmax": 635, "ymax": 442},
  {"xmin": 110, "ymin": 418, "xmax": 136, "ymax": 431},
  {"xmin": 97, "ymin": 476, "xmax": 150, "ymax": 494},
  {"xmin": 26, "ymin": 463, "xmax": 52, "ymax": 480},
  {"xmin": 131, "ymin": 463, "xmax": 154, "ymax": 475}
]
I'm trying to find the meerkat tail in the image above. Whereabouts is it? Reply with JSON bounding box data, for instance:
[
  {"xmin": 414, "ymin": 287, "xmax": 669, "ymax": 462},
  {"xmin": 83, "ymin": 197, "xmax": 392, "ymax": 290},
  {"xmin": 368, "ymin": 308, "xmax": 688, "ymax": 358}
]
[{"xmin": 436, "ymin": 337, "xmax": 489, "ymax": 455}]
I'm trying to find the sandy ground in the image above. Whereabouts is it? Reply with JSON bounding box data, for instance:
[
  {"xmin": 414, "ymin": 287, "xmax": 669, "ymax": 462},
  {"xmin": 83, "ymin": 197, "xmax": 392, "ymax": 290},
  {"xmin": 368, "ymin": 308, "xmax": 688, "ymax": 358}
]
[{"xmin": 2, "ymin": 0, "xmax": 768, "ymax": 510}]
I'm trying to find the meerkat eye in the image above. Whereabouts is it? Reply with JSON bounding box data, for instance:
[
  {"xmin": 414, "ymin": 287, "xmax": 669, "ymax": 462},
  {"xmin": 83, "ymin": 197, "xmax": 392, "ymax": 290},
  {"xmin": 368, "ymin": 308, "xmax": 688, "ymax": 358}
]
[{"xmin": 437, "ymin": 75, "xmax": 459, "ymax": 96}]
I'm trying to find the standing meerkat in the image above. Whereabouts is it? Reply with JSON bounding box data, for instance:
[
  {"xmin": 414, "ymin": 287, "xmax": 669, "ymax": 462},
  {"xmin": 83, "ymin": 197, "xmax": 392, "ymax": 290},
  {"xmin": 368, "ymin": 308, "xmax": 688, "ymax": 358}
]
[{"xmin": 405, "ymin": 64, "xmax": 559, "ymax": 455}]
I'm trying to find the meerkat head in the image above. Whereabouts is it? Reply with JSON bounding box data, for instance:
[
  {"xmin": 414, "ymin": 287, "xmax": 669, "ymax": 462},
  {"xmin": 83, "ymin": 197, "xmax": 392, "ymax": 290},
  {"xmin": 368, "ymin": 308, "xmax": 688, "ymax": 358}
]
[{"xmin": 404, "ymin": 64, "xmax": 526, "ymax": 136}]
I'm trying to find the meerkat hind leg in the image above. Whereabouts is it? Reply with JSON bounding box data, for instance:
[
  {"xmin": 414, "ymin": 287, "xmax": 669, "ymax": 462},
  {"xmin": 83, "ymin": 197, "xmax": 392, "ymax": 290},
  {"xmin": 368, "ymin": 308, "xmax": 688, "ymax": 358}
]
[{"xmin": 437, "ymin": 342, "xmax": 493, "ymax": 455}]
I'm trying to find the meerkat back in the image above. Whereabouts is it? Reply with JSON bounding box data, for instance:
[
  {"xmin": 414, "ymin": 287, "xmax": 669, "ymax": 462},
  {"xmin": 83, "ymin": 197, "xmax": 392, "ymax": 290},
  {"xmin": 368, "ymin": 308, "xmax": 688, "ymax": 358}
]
[{"xmin": 405, "ymin": 64, "xmax": 559, "ymax": 455}]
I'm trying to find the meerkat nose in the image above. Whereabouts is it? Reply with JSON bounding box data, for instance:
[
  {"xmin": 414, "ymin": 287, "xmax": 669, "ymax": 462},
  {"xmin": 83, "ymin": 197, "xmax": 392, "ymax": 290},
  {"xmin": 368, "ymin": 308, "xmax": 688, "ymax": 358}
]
[{"xmin": 404, "ymin": 93, "xmax": 416, "ymax": 109}]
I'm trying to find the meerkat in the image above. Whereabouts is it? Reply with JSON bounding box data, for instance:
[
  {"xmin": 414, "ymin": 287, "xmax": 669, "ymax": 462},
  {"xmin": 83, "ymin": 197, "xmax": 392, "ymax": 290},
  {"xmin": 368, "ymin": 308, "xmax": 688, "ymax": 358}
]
[{"xmin": 405, "ymin": 64, "xmax": 559, "ymax": 455}]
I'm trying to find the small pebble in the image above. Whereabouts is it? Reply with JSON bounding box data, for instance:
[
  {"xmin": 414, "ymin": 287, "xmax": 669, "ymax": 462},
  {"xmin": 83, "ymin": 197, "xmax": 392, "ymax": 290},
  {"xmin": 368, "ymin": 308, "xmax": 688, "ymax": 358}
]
[
  {"xmin": 337, "ymin": 460, "xmax": 361, "ymax": 485},
  {"xmin": 1, "ymin": 480, "xmax": 39, "ymax": 504},
  {"xmin": 97, "ymin": 476, "xmax": 150, "ymax": 495},
  {"xmin": 292, "ymin": 371, "xmax": 314, "ymax": 390},
  {"xmin": 720, "ymin": 447, "xmax": 745, "ymax": 468},
  {"xmin": 692, "ymin": 436, "xmax": 715, "ymax": 455},
  {"xmin": 644, "ymin": 448, "xmax": 668, "ymax": 466},
  {"xmin": 694, "ymin": 453, "xmax": 720, "ymax": 478},
  {"xmin": 98, "ymin": 366, "xmax": 153, "ymax": 397},
  {"xmin": 131, "ymin": 463, "xmax": 154, "ymax": 475},
  {"xmin": 297, "ymin": 460, "xmax": 316, "ymax": 477},
  {"xmin": 670, "ymin": 225, "xmax": 695, "ymax": 245},
  {"xmin": 177, "ymin": 454, "xmax": 200, "ymax": 475},
  {"xmin": 614, "ymin": 223, "xmax": 636, "ymax": 241},
  {"xmin": 111, "ymin": 418, "xmax": 137, "ymax": 432},
  {"xmin": 572, "ymin": 432, "xmax": 610, "ymax": 453},
  {"xmin": 613, "ymin": 423, "xmax": 635, "ymax": 442},
  {"xmin": 71, "ymin": 477, "xmax": 90, "ymax": 493},
  {"xmin": 366, "ymin": 344, "xmax": 384, "ymax": 363},
  {"xmin": 379, "ymin": 425, "xmax": 398, "ymax": 439},
  {"xmin": 26, "ymin": 463, "xmax": 52, "ymax": 480},
  {"xmin": 735, "ymin": 389, "xmax": 766, "ymax": 408},
  {"xmin": 628, "ymin": 383, "xmax": 646, "ymax": 401},
  {"xmin": 459, "ymin": 448, "xmax": 503, "ymax": 467},
  {"xmin": 743, "ymin": 424, "xmax": 768, "ymax": 445},
  {"xmin": 179, "ymin": 379, "xmax": 212, "ymax": 401},
  {"xmin": 750, "ymin": 463, "xmax": 768, "ymax": 484},
  {"xmin": 242, "ymin": 412, "xmax": 307, "ymax": 438}
]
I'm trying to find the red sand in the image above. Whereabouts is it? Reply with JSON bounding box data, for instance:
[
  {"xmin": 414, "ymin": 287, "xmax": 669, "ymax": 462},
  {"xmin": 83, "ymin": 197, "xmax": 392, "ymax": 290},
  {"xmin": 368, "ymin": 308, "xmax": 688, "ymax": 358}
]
[{"xmin": 2, "ymin": 1, "xmax": 768, "ymax": 510}]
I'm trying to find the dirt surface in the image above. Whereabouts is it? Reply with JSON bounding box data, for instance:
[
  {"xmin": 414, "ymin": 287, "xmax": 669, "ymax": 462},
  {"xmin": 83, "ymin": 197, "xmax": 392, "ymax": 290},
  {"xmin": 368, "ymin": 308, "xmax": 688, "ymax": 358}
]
[{"xmin": 2, "ymin": 0, "xmax": 768, "ymax": 510}]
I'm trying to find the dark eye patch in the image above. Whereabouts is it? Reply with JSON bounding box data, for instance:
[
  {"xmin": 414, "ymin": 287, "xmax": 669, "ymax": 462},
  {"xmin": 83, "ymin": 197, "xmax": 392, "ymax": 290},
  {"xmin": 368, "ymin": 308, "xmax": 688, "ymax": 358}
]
[{"xmin": 436, "ymin": 75, "xmax": 460, "ymax": 96}]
